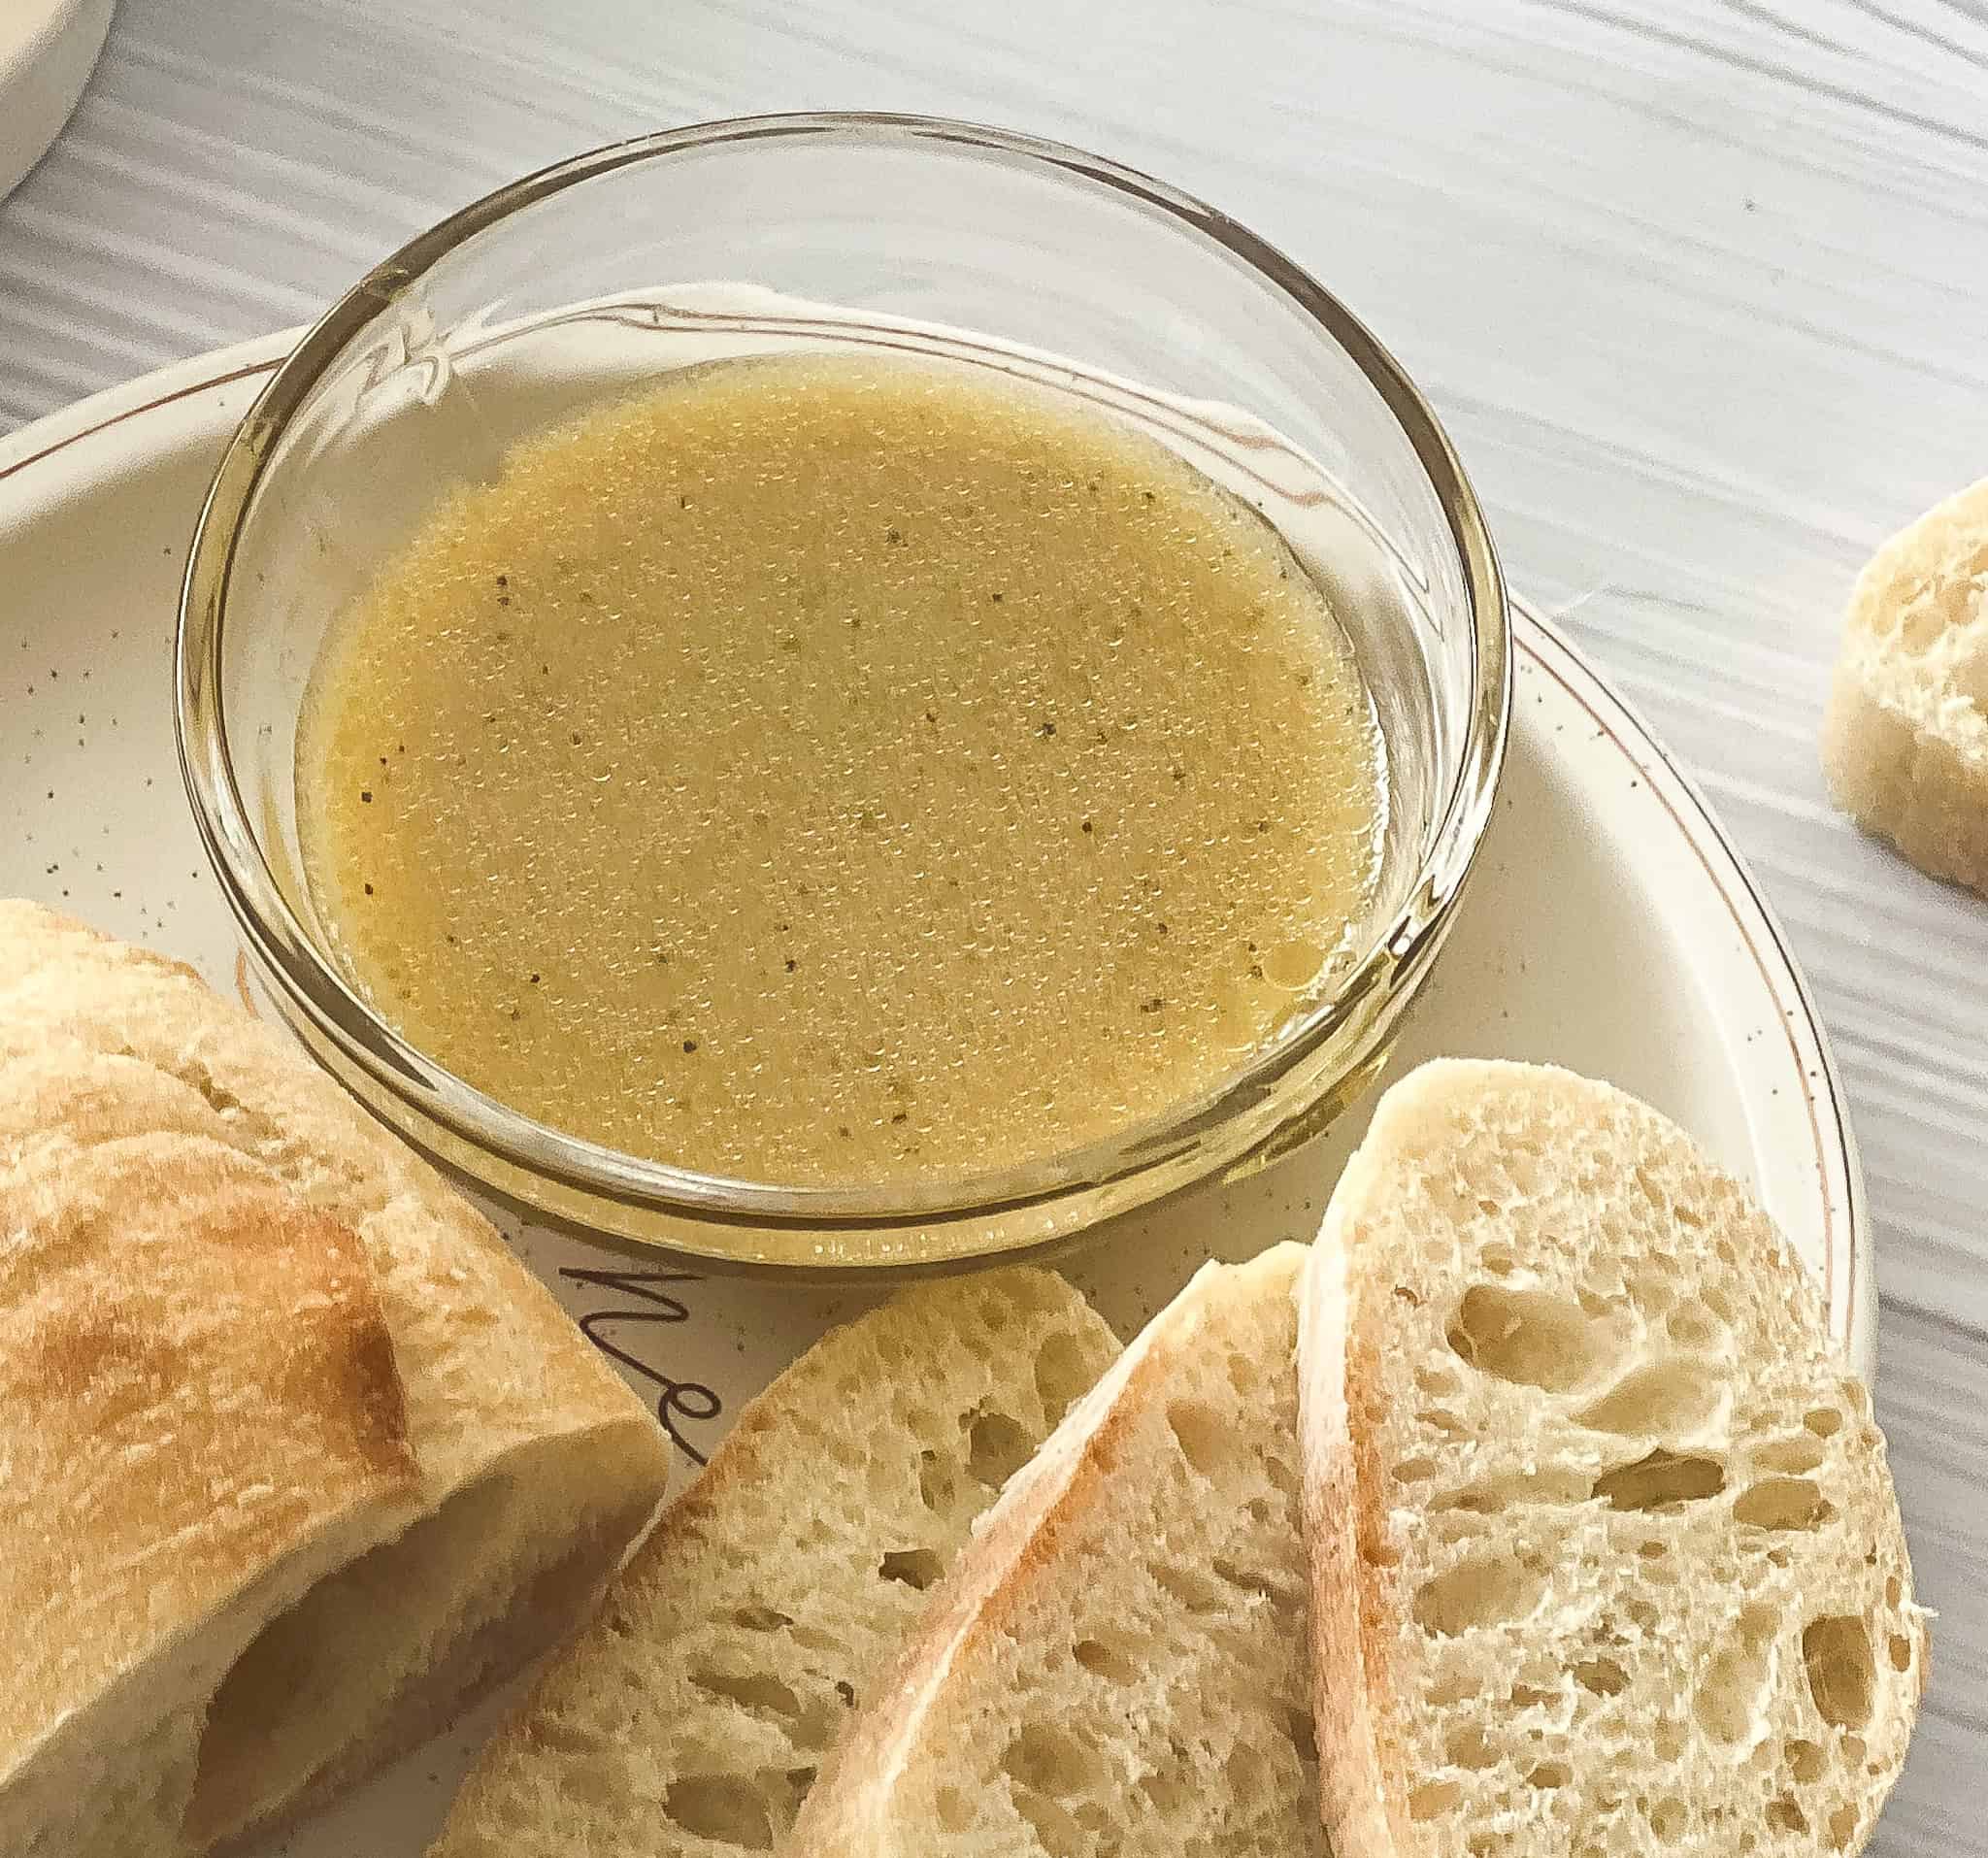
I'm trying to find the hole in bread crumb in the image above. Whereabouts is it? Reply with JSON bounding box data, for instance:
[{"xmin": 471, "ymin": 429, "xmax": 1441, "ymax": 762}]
[
  {"xmin": 1574, "ymin": 1656, "xmax": 1629, "ymax": 1697},
  {"xmin": 1884, "ymin": 1575, "xmax": 1902, "ymax": 1608},
  {"xmin": 1665, "ymin": 1301, "xmax": 1725, "ymax": 1349},
  {"xmin": 1695, "ymin": 1606, "xmax": 1777, "ymax": 1743},
  {"xmin": 1510, "ymin": 1683, "xmax": 1557, "ymax": 1709},
  {"xmin": 1003, "ymin": 1724, "xmax": 1100, "ymax": 1800},
  {"xmin": 935, "ymin": 1785, "xmax": 972, "ymax": 1833},
  {"xmin": 1753, "ymin": 1436, "xmax": 1826, "ymax": 1476},
  {"xmin": 1153, "ymin": 1561, "xmax": 1226, "ymax": 1613},
  {"xmin": 1446, "ymin": 1724, "xmax": 1500, "ymax": 1769},
  {"xmin": 967, "ymin": 1410, "xmax": 1034, "ymax": 1488},
  {"xmin": 1412, "ymin": 1556, "xmax": 1548, "ymax": 1637},
  {"xmin": 1648, "ymin": 1796, "xmax": 1688, "ymax": 1840},
  {"xmin": 731, "ymin": 1604, "xmax": 793, "ymax": 1632},
  {"xmin": 1804, "ymin": 1408, "xmax": 1843, "ymax": 1438},
  {"xmin": 1446, "ymin": 1283, "xmax": 1616, "ymax": 1392},
  {"xmin": 1784, "ymin": 1739, "xmax": 1826, "ymax": 1785},
  {"xmin": 1074, "ymin": 1637, "xmax": 1138, "ymax": 1682},
  {"xmin": 1889, "ymin": 1633, "xmax": 1914, "ymax": 1673},
  {"xmin": 690, "ymin": 1667, "xmax": 802, "ymax": 1719},
  {"xmin": 1167, "ymin": 1398, "xmax": 1227, "ymax": 1477},
  {"xmin": 1828, "ymin": 1804, "xmax": 1860, "ymax": 1849},
  {"xmin": 1766, "ymin": 1796, "xmax": 1808, "ymax": 1835},
  {"xmin": 1033, "ymin": 1330, "xmax": 1096, "ymax": 1414},
  {"xmin": 1593, "ymin": 1448, "xmax": 1726, "ymax": 1511},
  {"xmin": 878, "ymin": 1547, "xmax": 944, "ymax": 1591},
  {"xmin": 1734, "ymin": 1477, "xmax": 1832, "ymax": 1532},
  {"xmin": 663, "ymin": 1775, "xmax": 775, "ymax": 1848},
  {"xmin": 1527, "ymin": 1761, "xmax": 1571, "ymax": 1790},
  {"xmin": 1653, "ymin": 1720, "xmax": 1684, "ymax": 1761},
  {"xmin": 1804, "ymin": 1615, "xmax": 1874, "ymax": 1730},
  {"xmin": 1408, "ymin": 1780, "xmax": 1462, "ymax": 1821},
  {"xmin": 918, "ymin": 1448, "xmax": 958, "ymax": 1516},
  {"xmin": 1576, "ymin": 1359, "xmax": 1720, "ymax": 1437},
  {"xmin": 1480, "ymin": 1245, "xmax": 1515, "ymax": 1275},
  {"xmin": 1394, "ymin": 1456, "xmax": 1439, "ymax": 1483}
]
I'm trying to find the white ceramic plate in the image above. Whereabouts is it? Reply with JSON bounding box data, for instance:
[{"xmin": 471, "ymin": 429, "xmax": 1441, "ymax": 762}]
[{"xmin": 0, "ymin": 333, "xmax": 1871, "ymax": 1854}]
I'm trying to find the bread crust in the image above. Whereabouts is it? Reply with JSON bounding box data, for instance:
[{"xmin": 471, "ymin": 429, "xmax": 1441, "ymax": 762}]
[
  {"xmin": 428, "ymin": 1267, "xmax": 1119, "ymax": 1858},
  {"xmin": 1299, "ymin": 1059, "xmax": 1927, "ymax": 1858},
  {"xmin": 790, "ymin": 1244, "xmax": 1317, "ymax": 1857},
  {"xmin": 0, "ymin": 901, "xmax": 674, "ymax": 1853},
  {"xmin": 1299, "ymin": 1232, "xmax": 1417, "ymax": 1858}
]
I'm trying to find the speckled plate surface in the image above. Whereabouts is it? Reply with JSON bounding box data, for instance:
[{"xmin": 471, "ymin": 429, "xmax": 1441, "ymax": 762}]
[{"xmin": 0, "ymin": 332, "xmax": 1872, "ymax": 1853}]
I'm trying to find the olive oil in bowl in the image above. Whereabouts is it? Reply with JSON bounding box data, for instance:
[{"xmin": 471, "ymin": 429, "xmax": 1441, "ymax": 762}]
[{"xmin": 298, "ymin": 352, "xmax": 1385, "ymax": 1186}]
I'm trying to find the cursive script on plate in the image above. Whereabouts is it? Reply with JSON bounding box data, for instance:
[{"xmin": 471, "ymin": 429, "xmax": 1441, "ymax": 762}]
[{"xmin": 558, "ymin": 1267, "xmax": 723, "ymax": 1466}]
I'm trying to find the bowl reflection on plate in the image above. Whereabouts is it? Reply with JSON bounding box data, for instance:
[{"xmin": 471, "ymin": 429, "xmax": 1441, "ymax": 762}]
[{"xmin": 175, "ymin": 112, "xmax": 1509, "ymax": 1272}]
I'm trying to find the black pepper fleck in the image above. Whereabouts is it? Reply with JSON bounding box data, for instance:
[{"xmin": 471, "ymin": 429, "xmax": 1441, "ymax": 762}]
[{"xmin": 682, "ymin": 1039, "xmax": 698, "ymax": 1053}]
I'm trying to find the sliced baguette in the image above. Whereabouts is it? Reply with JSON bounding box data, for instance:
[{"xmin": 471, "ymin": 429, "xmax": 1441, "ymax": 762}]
[
  {"xmin": 787, "ymin": 1242, "xmax": 1322, "ymax": 1858},
  {"xmin": 0, "ymin": 901, "xmax": 675, "ymax": 1853},
  {"xmin": 1821, "ymin": 474, "xmax": 1988, "ymax": 894},
  {"xmin": 0, "ymin": 1134, "xmax": 422, "ymax": 1858},
  {"xmin": 429, "ymin": 1266, "xmax": 1120, "ymax": 1858},
  {"xmin": 1300, "ymin": 1059, "xmax": 1926, "ymax": 1858}
]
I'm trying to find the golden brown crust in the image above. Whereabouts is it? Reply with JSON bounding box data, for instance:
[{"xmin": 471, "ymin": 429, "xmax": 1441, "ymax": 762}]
[
  {"xmin": 0, "ymin": 900, "xmax": 657, "ymax": 1490},
  {"xmin": 0, "ymin": 899, "xmax": 674, "ymax": 1851},
  {"xmin": 0, "ymin": 1136, "xmax": 419, "ymax": 1756},
  {"xmin": 1301, "ymin": 1226, "xmax": 1420, "ymax": 1858}
]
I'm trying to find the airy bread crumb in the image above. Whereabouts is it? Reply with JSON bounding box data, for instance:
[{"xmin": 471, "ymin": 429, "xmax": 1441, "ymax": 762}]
[
  {"xmin": 1302, "ymin": 1060, "xmax": 1926, "ymax": 1858},
  {"xmin": 430, "ymin": 1268, "xmax": 1119, "ymax": 1858},
  {"xmin": 1822, "ymin": 475, "xmax": 1988, "ymax": 894}
]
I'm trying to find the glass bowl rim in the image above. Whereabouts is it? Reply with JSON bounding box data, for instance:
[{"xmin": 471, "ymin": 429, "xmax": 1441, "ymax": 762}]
[{"xmin": 176, "ymin": 108, "xmax": 1511, "ymax": 1231}]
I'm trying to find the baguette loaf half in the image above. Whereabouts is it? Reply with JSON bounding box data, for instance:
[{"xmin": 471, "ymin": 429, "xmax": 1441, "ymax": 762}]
[
  {"xmin": 788, "ymin": 1243, "xmax": 1323, "ymax": 1858},
  {"xmin": 0, "ymin": 901, "xmax": 674, "ymax": 1854},
  {"xmin": 1821, "ymin": 474, "xmax": 1988, "ymax": 895},
  {"xmin": 429, "ymin": 1266, "xmax": 1119, "ymax": 1858},
  {"xmin": 1301, "ymin": 1059, "xmax": 1926, "ymax": 1858}
]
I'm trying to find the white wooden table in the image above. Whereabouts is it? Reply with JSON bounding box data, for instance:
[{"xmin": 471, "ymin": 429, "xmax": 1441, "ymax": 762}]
[{"xmin": 2, "ymin": 1, "xmax": 1981, "ymax": 1847}]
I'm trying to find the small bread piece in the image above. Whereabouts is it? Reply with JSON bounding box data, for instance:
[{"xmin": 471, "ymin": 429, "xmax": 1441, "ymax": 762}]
[
  {"xmin": 1821, "ymin": 475, "xmax": 1988, "ymax": 893},
  {"xmin": 0, "ymin": 901, "xmax": 674, "ymax": 1853},
  {"xmin": 788, "ymin": 1243, "xmax": 1322, "ymax": 1858},
  {"xmin": 429, "ymin": 1267, "xmax": 1119, "ymax": 1858},
  {"xmin": 0, "ymin": 1137, "xmax": 420, "ymax": 1858},
  {"xmin": 1300, "ymin": 1060, "xmax": 1926, "ymax": 1858}
]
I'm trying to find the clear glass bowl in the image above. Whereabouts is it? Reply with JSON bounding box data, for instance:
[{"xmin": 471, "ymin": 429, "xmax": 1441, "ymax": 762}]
[{"xmin": 177, "ymin": 113, "xmax": 1509, "ymax": 1272}]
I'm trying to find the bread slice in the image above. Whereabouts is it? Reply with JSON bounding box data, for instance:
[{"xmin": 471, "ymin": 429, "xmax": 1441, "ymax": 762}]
[
  {"xmin": 1821, "ymin": 474, "xmax": 1988, "ymax": 894},
  {"xmin": 0, "ymin": 1134, "xmax": 423, "ymax": 1858},
  {"xmin": 429, "ymin": 1266, "xmax": 1120, "ymax": 1858},
  {"xmin": 787, "ymin": 1243, "xmax": 1322, "ymax": 1858},
  {"xmin": 1300, "ymin": 1059, "xmax": 1927, "ymax": 1858},
  {"xmin": 0, "ymin": 901, "xmax": 674, "ymax": 1853}
]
